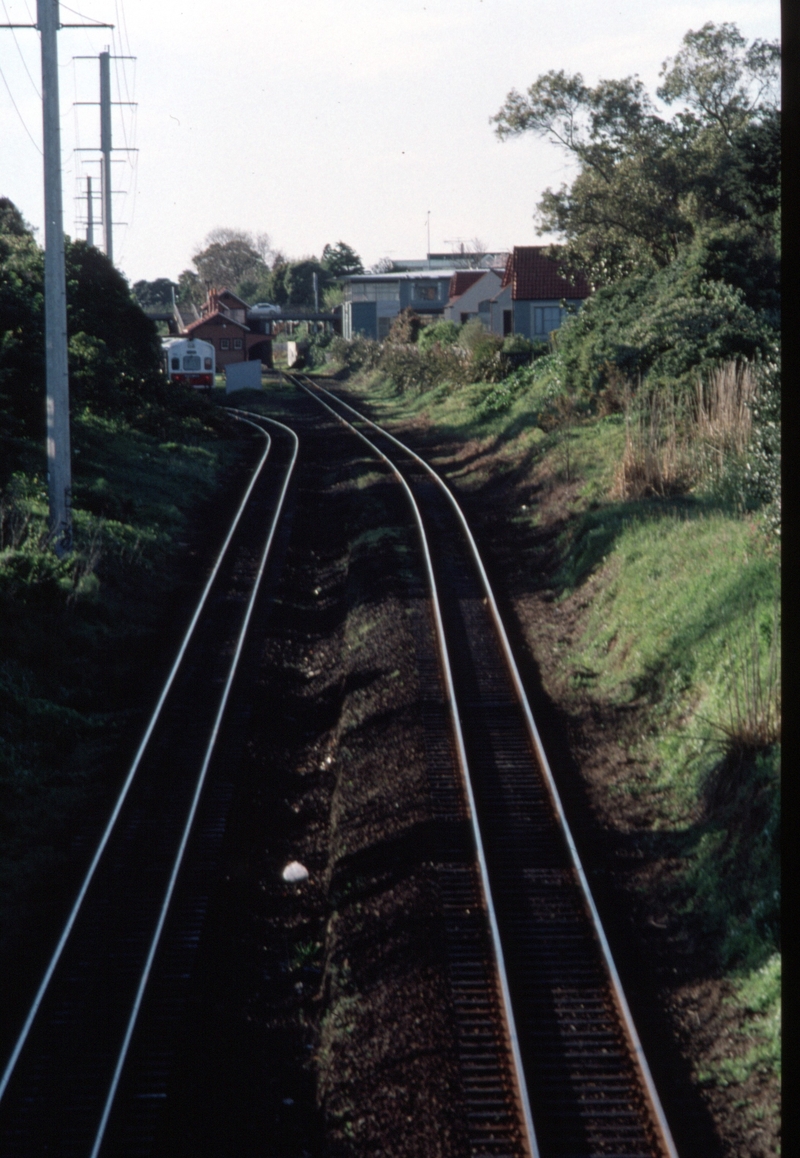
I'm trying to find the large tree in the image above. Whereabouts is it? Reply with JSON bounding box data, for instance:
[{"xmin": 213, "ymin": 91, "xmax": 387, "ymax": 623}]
[
  {"xmin": 0, "ymin": 201, "xmax": 165, "ymax": 444},
  {"xmin": 191, "ymin": 228, "xmax": 269, "ymax": 290},
  {"xmin": 176, "ymin": 269, "xmax": 204, "ymax": 310},
  {"xmin": 132, "ymin": 278, "xmax": 178, "ymax": 310},
  {"xmin": 492, "ymin": 22, "xmax": 780, "ymax": 285},
  {"xmin": 321, "ymin": 241, "xmax": 364, "ymax": 277}
]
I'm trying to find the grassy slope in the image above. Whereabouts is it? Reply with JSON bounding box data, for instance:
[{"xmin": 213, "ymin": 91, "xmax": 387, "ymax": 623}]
[
  {"xmin": 336, "ymin": 366, "xmax": 780, "ymax": 1124},
  {"xmin": 0, "ymin": 391, "xmax": 240, "ymax": 938}
]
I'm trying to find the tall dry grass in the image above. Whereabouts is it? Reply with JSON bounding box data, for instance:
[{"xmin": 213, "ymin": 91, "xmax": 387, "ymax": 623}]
[
  {"xmin": 611, "ymin": 361, "xmax": 758, "ymax": 502},
  {"xmin": 611, "ymin": 384, "xmax": 693, "ymax": 499},
  {"xmin": 694, "ymin": 361, "xmax": 757, "ymax": 477}
]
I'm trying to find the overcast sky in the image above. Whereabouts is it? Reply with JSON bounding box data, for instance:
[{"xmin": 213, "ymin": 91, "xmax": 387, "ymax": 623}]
[{"xmin": 0, "ymin": 0, "xmax": 780, "ymax": 285}]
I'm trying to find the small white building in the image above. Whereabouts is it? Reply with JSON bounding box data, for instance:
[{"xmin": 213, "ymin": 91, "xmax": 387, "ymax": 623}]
[{"xmin": 443, "ymin": 269, "xmax": 503, "ymax": 326}]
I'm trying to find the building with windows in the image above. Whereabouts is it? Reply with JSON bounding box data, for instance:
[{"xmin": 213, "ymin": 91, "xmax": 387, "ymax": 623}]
[
  {"xmin": 341, "ymin": 271, "xmax": 458, "ymax": 340},
  {"xmin": 183, "ymin": 310, "xmax": 252, "ymax": 368},
  {"xmin": 340, "ymin": 249, "xmax": 589, "ymax": 343},
  {"xmin": 204, "ymin": 288, "xmax": 249, "ymax": 326},
  {"xmin": 388, "ymin": 252, "xmax": 509, "ymax": 271},
  {"xmin": 443, "ymin": 269, "xmax": 503, "ymax": 326},
  {"xmin": 183, "ymin": 288, "xmax": 274, "ymax": 368},
  {"xmin": 495, "ymin": 246, "xmax": 591, "ymax": 341}
]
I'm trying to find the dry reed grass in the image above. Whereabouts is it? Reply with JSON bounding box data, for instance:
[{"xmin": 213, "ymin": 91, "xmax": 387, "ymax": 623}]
[
  {"xmin": 610, "ymin": 386, "xmax": 693, "ymax": 499},
  {"xmin": 694, "ymin": 361, "xmax": 757, "ymax": 476},
  {"xmin": 611, "ymin": 362, "xmax": 758, "ymax": 502}
]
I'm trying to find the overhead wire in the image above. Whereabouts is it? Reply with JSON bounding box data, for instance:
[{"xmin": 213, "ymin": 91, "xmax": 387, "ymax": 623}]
[
  {"xmin": 58, "ymin": 2, "xmax": 110, "ymax": 26},
  {"xmin": 0, "ymin": 0, "xmax": 41, "ymax": 155},
  {"xmin": 0, "ymin": 60, "xmax": 42, "ymax": 155},
  {"xmin": 0, "ymin": 1, "xmax": 138, "ymax": 263},
  {"xmin": 2, "ymin": 0, "xmax": 40, "ymax": 97}
]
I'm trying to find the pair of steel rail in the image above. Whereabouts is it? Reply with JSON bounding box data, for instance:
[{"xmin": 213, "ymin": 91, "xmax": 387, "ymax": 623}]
[
  {"xmin": 0, "ymin": 411, "xmax": 298, "ymax": 1156},
  {"xmin": 290, "ymin": 373, "xmax": 679, "ymax": 1158}
]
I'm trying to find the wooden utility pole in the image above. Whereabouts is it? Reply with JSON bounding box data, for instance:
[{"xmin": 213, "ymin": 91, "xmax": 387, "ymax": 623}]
[{"xmin": 0, "ymin": 1, "xmax": 113, "ymax": 553}]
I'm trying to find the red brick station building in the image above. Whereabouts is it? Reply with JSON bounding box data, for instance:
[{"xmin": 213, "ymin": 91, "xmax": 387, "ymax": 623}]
[{"xmin": 183, "ymin": 290, "xmax": 274, "ymax": 370}]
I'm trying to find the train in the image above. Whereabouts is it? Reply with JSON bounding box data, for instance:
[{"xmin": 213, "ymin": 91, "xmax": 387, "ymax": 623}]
[{"xmin": 162, "ymin": 337, "xmax": 215, "ymax": 390}]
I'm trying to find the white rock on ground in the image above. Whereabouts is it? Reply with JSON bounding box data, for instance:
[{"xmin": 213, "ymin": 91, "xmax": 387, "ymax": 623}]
[{"xmin": 282, "ymin": 861, "xmax": 309, "ymax": 883}]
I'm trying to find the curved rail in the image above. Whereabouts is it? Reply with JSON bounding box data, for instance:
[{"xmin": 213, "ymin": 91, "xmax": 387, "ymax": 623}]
[
  {"xmin": 0, "ymin": 410, "xmax": 298, "ymax": 1155},
  {"xmin": 89, "ymin": 411, "xmax": 299, "ymax": 1156},
  {"xmin": 291, "ymin": 378, "xmax": 538, "ymax": 1158},
  {"xmin": 292, "ymin": 374, "xmax": 679, "ymax": 1158}
]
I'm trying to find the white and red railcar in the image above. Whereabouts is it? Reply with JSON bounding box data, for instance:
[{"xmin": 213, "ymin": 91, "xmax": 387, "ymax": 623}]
[{"xmin": 162, "ymin": 337, "xmax": 215, "ymax": 390}]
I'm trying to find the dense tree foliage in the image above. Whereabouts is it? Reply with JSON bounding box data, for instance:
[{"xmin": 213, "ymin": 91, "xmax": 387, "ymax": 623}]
[
  {"xmin": 0, "ymin": 202, "xmax": 185, "ymax": 466},
  {"xmin": 176, "ymin": 268, "xmax": 204, "ymax": 310},
  {"xmin": 66, "ymin": 241, "xmax": 164, "ymax": 413},
  {"xmin": 490, "ymin": 20, "xmax": 779, "ymax": 415},
  {"xmin": 321, "ymin": 241, "xmax": 364, "ymax": 277},
  {"xmin": 158, "ymin": 232, "xmax": 364, "ymax": 312},
  {"xmin": 554, "ymin": 236, "xmax": 777, "ymax": 391},
  {"xmin": 0, "ymin": 209, "xmax": 44, "ymax": 441},
  {"xmin": 132, "ymin": 277, "xmax": 178, "ymax": 310},
  {"xmin": 493, "ymin": 22, "xmax": 779, "ymax": 287},
  {"xmin": 0, "ymin": 197, "xmax": 32, "ymax": 237},
  {"xmin": 192, "ymin": 230, "xmax": 267, "ymax": 290}
]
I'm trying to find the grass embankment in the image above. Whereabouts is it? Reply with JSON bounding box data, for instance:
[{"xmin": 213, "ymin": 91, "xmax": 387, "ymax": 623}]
[
  {"xmin": 336, "ymin": 364, "xmax": 780, "ymax": 1122},
  {"xmin": 0, "ymin": 392, "xmax": 238, "ymax": 940}
]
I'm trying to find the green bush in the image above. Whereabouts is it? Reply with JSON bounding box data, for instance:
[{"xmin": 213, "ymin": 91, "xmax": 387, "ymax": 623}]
[
  {"xmin": 329, "ymin": 335, "xmax": 381, "ymax": 373},
  {"xmin": 418, "ymin": 319, "xmax": 460, "ymax": 352},
  {"xmin": 554, "ymin": 233, "xmax": 778, "ymax": 398},
  {"xmin": 386, "ymin": 308, "xmax": 424, "ymax": 345}
]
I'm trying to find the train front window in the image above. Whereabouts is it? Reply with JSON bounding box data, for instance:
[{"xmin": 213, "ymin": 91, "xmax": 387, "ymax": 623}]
[
  {"xmin": 204, "ymin": 357, "xmax": 213, "ymax": 370},
  {"xmin": 183, "ymin": 355, "xmax": 201, "ymax": 370},
  {"xmin": 171, "ymin": 357, "xmax": 180, "ymax": 370}
]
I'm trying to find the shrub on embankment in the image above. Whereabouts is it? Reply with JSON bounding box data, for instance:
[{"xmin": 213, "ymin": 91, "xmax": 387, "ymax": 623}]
[{"xmin": 0, "ymin": 198, "xmax": 233, "ymax": 930}]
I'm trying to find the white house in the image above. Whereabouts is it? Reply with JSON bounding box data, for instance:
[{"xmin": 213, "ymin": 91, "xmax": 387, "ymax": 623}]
[{"xmin": 443, "ymin": 269, "xmax": 503, "ymax": 326}]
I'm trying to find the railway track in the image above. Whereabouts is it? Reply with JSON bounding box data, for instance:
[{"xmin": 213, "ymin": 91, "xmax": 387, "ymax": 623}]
[
  {"xmin": 0, "ymin": 410, "xmax": 298, "ymax": 1157},
  {"xmin": 291, "ymin": 374, "xmax": 679, "ymax": 1158}
]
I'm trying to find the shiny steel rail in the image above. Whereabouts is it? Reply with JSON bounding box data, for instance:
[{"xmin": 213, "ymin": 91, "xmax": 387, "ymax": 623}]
[
  {"xmin": 0, "ymin": 411, "xmax": 298, "ymax": 1156},
  {"xmin": 292, "ymin": 374, "xmax": 679, "ymax": 1158},
  {"xmin": 291, "ymin": 376, "xmax": 537, "ymax": 1158}
]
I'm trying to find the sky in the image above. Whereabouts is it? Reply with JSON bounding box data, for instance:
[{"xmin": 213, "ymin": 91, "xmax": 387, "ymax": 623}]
[{"xmin": 0, "ymin": 0, "xmax": 780, "ymax": 286}]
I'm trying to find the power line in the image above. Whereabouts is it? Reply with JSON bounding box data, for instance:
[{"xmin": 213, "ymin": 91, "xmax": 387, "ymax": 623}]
[
  {"xmin": 58, "ymin": 1, "xmax": 109, "ymax": 25},
  {"xmin": 0, "ymin": 59, "xmax": 41, "ymax": 153},
  {"xmin": 2, "ymin": 0, "xmax": 40, "ymax": 95}
]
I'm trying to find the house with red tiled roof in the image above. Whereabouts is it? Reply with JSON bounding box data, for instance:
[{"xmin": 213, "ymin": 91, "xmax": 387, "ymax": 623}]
[
  {"xmin": 443, "ymin": 269, "xmax": 503, "ymax": 326},
  {"xmin": 492, "ymin": 246, "xmax": 591, "ymax": 341}
]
